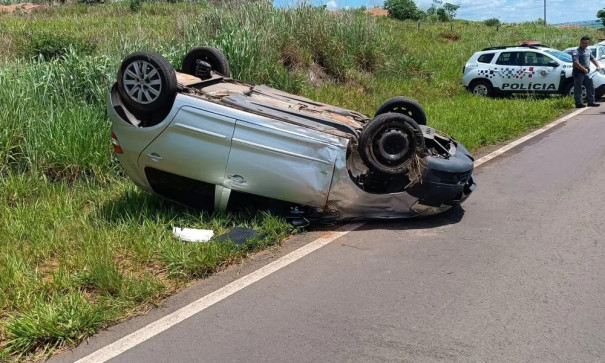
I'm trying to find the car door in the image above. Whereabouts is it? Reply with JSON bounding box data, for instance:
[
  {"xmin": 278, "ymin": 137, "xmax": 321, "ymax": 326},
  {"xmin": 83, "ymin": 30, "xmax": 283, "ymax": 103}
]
[
  {"xmin": 494, "ymin": 51, "xmax": 523, "ymax": 92},
  {"xmin": 138, "ymin": 105, "xmax": 236, "ymax": 186},
  {"xmin": 598, "ymin": 46, "xmax": 605, "ymax": 68},
  {"xmin": 223, "ymin": 119, "xmax": 341, "ymax": 208},
  {"xmin": 518, "ymin": 51, "xmax": 561, "ymax": 93}
]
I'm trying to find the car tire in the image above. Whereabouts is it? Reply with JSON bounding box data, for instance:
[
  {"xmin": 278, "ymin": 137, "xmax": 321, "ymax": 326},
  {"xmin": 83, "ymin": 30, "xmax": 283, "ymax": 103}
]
[
  {"xmin": 469, "ymin": 79, "xmax": 494, "ymax": 97},
  {"xmin": 374, "ymin": 97, "xmax": 427, "ymax": 126},
  {"xmin": 117, "ymin": 51, "xmax": 177, "ymax": 114},
  {"xmin": 359, "ymin": 113, "xmax": 425, "ymax": 176},
  {"xmin": 565, "ymin": 81, "xmax": 589, "ymax": 100},
  {"xmin": 181, "ymin": 46, "xmax": 230, "ymax": 78}
]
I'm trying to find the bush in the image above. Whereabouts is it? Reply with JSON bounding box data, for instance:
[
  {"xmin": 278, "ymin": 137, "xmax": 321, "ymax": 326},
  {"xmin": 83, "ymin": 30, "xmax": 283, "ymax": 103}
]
[
  {"xmin": 484, "ymin": 18, "xmax": 501, "ymax": 27},
  {"xmin": 383, "ymin": 0, "xmax": 424, "ymax": 21},
  {"xmin": 129, "ymin": 0, "xmax": 143, "ymax": 12},
  {"xmin": 15, "ymin": 31, "xmax": 96, "ymax": 60}
]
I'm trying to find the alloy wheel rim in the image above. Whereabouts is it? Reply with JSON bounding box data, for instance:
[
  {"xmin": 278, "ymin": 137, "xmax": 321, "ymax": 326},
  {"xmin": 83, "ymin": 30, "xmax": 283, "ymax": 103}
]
[
  {"xmin": 123, "ymin": 60, "xmax": 162, "ymax": 105},
  {"xmin": 473, "ymin": 84, "xmax": 488, "ymax": 96}
]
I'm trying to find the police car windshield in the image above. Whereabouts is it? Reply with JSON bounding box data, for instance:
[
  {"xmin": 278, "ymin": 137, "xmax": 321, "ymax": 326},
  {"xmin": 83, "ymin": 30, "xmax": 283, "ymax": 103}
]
[{"xmin": 544, "ymin": 49, "xmax": 572, "ymax": 62}]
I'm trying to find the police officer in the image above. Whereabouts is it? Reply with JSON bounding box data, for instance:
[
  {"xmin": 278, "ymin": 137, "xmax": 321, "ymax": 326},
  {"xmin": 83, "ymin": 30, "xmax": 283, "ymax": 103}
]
[{"xmin": 572, "ymin": 36, "xmax": 601, "ymax": 108}]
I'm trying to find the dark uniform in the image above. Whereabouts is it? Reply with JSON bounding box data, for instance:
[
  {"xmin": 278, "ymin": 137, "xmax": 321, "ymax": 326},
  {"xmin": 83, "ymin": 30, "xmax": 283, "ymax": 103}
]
[{"xmin": 571, "ymin": 47, "xmax": 596, "ymax": 106}]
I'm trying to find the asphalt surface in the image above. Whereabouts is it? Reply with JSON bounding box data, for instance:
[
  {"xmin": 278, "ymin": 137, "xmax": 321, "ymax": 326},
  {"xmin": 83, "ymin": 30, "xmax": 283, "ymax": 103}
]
[{"xmin": 53, "ymin": 107, "xmax": 605, "ymax": 362}]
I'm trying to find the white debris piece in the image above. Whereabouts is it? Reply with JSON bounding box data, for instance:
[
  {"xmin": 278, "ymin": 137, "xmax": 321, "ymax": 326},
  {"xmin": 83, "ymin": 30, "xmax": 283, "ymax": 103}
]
[{"xmin": 172, "ymin": 227, "xmax": 214, "ymax": 242}]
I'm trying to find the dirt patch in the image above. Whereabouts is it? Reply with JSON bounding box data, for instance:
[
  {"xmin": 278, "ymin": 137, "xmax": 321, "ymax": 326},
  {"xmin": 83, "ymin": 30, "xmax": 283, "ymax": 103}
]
[
  {"xmin": 0, "ymin": 2, "xmax": 42, "ymax": 13},
  {"xmin": 441, "ymin": 32, "xmax": 461, "ymax": 42},
  {"xmin": 364, "ymin": 7, "xmax": 388, "ymax": 17}
]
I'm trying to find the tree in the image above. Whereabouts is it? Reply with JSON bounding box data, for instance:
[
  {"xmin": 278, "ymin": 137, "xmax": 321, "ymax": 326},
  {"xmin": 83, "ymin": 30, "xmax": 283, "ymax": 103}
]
[
  {"xmin": 383, "ymin": 0, "xmax": 424, "ymax": 21},
  {"xmin": 426, "ymin": 0, "xmax": 459, "ymax": 21},
  {"xmin": 443, "ymin": 3, "xmax": 460, "ymax": 20},
  {"xmin": 598, "ymin": 8, "xmax": 605, "ymax": 27},
  {"xmin": 426, "ymin": 0, "xmax": 441, "ymax": 16}
]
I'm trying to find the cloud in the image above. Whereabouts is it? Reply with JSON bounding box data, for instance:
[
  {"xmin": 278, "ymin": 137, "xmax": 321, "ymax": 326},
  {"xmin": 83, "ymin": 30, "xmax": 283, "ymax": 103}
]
[
  {"xmin": 408, "ymin": 0, "xmax": 603, "ymax": 23},
  {"xmin": 326, "ymin": 0, "xmax": 338, "ymax": 10}
]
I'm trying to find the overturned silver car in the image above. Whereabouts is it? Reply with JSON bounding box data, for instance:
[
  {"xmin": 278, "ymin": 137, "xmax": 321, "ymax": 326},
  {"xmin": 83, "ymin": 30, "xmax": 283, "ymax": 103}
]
[{"xmin": 108, "ymin": 47, "xmax": 475, "ymax": 221}]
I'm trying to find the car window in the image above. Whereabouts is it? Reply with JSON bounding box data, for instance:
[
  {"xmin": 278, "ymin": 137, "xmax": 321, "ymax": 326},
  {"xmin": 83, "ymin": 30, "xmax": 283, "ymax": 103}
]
[
  {"xmin": 544, "ymin": 49, "xmax": 572, "ymax": 63},
  {"xmin": 477, "ymin": 53, "xmax": 495, "ymax": 63},
  {"xmin": 599, "ymin": 46, "xmax": 605, "ymax": 59},
  {"xmin": 591, "ymin": 47, "xmax": 597, "ymax": 58},
  {"xmin": 522, "ymin": 52, "xmax": 555, "ymax": 66},
  {"xmin": 495, "ymin": 52, "xmax": 520, "ymax": 66}
]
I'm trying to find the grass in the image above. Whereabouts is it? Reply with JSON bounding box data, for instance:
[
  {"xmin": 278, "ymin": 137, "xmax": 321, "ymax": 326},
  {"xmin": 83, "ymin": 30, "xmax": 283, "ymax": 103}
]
[
  {"xmin": 0, "ymin": 1, "xmax": 603, "ymax": 360},
  {"xmin": 0, "ymin": 172, "xmax": 294, "ymax": 360}
]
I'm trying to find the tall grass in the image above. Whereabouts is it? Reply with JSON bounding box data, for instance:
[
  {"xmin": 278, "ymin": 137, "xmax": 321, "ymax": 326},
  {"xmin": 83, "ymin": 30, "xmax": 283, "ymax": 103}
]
[
  {"xmin": 0, "ymin": 1, "xmax": 604, "ymax": 360},
  {"xmin": 0, "ymin": 50, "xmax": 115, "ymax": 178}
]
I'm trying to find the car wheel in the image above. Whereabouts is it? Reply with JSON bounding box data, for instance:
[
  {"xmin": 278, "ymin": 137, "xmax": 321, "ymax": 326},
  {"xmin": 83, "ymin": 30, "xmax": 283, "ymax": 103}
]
[
  {"xmin": 470, "ymin": 79, "xmax": 493, "ymax": 97},
  {"xmin": 117, "ymin": 51, "xmax": 177, "ymax": 114},
  {"xmin": 565, "ymin": 82, "xmax": 588, "ymax": 100},
  {"xmin": 181, "ymin": 46, "xmax": 230, "ymax": 78},
  {"xmin": 374, "ymin": 97, "xmax": 427, "ymax": 126},
  {"xmin": 359, "ymin": 113, "xmax": 425, "ymax": 175}
]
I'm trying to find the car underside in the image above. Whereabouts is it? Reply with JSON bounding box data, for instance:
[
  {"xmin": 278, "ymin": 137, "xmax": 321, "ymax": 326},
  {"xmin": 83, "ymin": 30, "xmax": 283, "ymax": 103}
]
[{"xmin": 109, "ymin": 47, "xmax": 476, "ymax": 221}]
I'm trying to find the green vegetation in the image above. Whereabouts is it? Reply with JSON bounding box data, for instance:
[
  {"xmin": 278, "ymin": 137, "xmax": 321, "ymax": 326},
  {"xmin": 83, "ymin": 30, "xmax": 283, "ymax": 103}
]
[
  {"xmin": 0, "ymin": 1, "xmax": 604, "ymax": 360},
  {"xmin": 384, "ymin": 0, "xmax": 459, "ymax": 22},
  {"xmin": 383, "ymin": 0, "xmax": 424, "ymax": 21},
  {"xmin": 425, "ymin": 0, "xmax": 459, "ymax": 22},
  {"xmin": 484, "ymin": 18, "xmax": 501, "ymax": 27}
]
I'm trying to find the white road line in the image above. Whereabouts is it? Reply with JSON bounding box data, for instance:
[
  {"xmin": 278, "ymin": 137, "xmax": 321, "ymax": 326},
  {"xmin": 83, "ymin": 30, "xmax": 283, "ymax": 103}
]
[
  {"xmin": 473, "ymin": 108, "xmax": 586, "ymax": 167},
  {"xmin": 76, "ymin": 222, "xmax": 364, "ymax": 363},
  {"xmin": 77, "ymin": 107, "xmax": 585, "ymax": 362}
]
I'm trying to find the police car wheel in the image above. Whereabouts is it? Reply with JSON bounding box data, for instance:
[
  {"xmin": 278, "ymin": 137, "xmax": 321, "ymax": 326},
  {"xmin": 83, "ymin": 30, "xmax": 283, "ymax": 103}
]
[
  {"xmin": 565, "ymin": 82, "xmax": 588, "ymax": 100},
  {"xmin": 374, "ymin": 97, "xmax": 427, "ymax": 126},
  {"xmin": 359, "ymin": 113, "xmax": 425, "ymax": 175},
  {"xmin": 470, "ymin": 79, "xmax": 493, "ymax": 97}
]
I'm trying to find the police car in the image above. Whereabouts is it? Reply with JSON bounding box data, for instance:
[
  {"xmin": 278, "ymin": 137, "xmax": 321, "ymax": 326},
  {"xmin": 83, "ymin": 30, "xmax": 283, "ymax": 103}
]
[
  {"xmin": 563, "ymin": 45, "xmax": 605, "ymax": 74},
  {"xmin": 462, "ymin": 43, "xmax": 605, "ymax": 99}
]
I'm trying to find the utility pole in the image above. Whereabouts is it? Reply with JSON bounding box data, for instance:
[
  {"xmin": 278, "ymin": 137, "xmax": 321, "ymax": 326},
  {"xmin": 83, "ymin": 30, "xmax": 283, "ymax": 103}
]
[{"xmin": 544, "ymin": 0, "xmax": 546, "ymax": 25}]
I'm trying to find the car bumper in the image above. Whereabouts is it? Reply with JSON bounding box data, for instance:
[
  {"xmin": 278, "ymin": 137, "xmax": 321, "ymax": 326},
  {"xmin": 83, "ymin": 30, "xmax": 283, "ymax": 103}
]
[
  {"xmin": 406, "ymin": 143, "xmax": 476, "ymax": 215},
  {"xmin": 595, "ymin": 84, "xmax": 605, "ymax": 98}
]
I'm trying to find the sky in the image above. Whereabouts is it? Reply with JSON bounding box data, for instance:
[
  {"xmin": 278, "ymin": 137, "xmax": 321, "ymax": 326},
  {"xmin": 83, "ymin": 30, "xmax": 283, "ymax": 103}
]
[{"xmin": 273, "ymin": 0, "xmax": 604, "ymax": 24}]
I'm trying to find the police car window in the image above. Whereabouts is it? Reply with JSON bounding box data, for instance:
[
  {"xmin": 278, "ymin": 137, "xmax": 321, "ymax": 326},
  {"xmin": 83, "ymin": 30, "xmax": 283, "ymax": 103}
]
[
  {"xmin": 495, "ymin": 52, "xmax": 519, "ymax": 66},
  {"xmin": 521, "ymin": 52, "xmax": 553, "ymax": 66},
  {"xmin": 477, "ymin": 53, "xmax": 495, "ymax": 63},
  {"xmin": 522, "ymin": 52, "xmax": 537, "ymax": 65},
  {"xmin": 591, "ymin": 48, "xmax": 597, "ymax": 57},
  {"xmin": 544, "ymin": 49, "xmax": 572, "ymax": 63}
]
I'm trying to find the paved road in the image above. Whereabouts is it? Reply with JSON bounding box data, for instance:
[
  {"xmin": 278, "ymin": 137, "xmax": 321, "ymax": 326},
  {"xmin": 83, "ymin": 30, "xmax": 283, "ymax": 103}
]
[{"xmin": 54, "ymin": 107, "xmax": 605, "ymax": 362}]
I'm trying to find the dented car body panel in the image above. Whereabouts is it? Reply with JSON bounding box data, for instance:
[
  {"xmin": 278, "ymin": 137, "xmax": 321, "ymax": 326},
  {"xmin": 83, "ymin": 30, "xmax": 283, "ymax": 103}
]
[{"xmin": 109, "ymin": 53, "xmax": 475, "ymax": 221}]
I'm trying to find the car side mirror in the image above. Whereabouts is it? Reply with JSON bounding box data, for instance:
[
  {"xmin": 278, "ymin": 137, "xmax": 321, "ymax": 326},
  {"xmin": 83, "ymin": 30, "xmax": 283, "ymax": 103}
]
[{"xmin": 546, "ymin": 61, "xmax": 559, "ymax": 67}]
